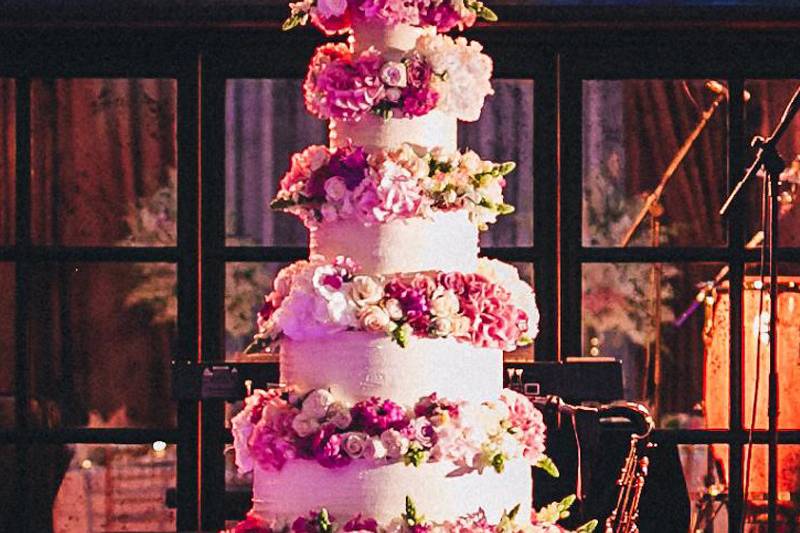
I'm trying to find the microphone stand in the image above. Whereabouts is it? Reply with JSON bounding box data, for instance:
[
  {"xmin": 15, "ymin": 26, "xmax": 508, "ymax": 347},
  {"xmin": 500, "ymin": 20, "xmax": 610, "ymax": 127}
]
[
  {"xmin": 619, "ymin": 88, "xmax": 727, "ymax": 419},
  {"xmin": 719, "ymin": 84, "xmax": 800, "ymax": 533}
]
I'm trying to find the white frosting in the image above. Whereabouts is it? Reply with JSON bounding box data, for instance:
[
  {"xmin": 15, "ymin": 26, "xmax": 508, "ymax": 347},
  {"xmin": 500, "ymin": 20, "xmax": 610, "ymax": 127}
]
[
  {"xmin": 330, "ymin": 111, "xmax": 458, "ymax": 153},
  {"xmin": 351, "ymin": 22, "xmax": 430, "ymax": 59},
  {"xmin": 252, "ymin": 458, "xmax": 532, "ymax": 523},
  {"xmin": 310, "ymin": 210, "xmax": 478, "ymax": 275},
  {"xmin": 281, "ymin": 332, "xmax": 502, "ymax": 405}
]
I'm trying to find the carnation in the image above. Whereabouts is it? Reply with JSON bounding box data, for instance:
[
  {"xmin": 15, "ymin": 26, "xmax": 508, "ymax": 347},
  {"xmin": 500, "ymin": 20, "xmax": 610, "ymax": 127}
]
[{"xmin": 352, "ymin": 397, "xmax": 409, "ymax": 434}]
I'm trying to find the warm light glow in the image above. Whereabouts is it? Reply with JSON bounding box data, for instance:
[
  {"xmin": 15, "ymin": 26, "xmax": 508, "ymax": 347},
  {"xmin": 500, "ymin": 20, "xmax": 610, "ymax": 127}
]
[
  {"xmin": 80, "ymin": 459, "xmax": 93, "ymax": 469},
  {"xmin": 152, "ymin": 440, "xmax": 167, "ymax": 452}
]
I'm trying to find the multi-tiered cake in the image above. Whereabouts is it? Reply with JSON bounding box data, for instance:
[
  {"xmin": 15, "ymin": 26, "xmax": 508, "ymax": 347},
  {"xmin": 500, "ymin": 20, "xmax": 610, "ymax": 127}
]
[{"xmin": 231, "ymin": 2, "xmax": 592, "ymax": 532}]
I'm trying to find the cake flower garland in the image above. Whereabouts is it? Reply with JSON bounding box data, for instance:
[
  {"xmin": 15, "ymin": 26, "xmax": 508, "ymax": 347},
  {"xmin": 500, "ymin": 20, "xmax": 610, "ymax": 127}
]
[
  {"xmin": 304, "ymin": 34, "xmax": 492, "ymax": 122},
  {"xmin": 271, "ymin": 143, "xmax": 515, "ymax": 230},
  {"xmin": 245, "ymin": 257, "xmax": 538, "ymax": 353},
  {"xmin": 231, "ymin": 387, "xmax": 555, "ymax": 476},
  {"xmin": 230, "ymin": 496, "xmax": 598, "ymax": 533},
  {"xmin": 283, "ymin": 0, "xmax": 498, "ymax": 35}
]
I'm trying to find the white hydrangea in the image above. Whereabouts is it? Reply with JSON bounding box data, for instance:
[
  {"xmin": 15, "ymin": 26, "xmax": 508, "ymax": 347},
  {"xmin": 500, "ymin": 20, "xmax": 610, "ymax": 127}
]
[
  {"xmin": 477, "ymin": 258, "xmax": 540, "ymax": 340},
  {"xmin": 416, "ymin": 34, "xmax": 494, "ymax": 122}
]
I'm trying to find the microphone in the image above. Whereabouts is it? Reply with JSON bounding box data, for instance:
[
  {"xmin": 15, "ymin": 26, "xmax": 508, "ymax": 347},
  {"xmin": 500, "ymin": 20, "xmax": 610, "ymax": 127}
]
[{"xmin": 706, "ymin": 80, "xmax": 751, "ymax": 102}]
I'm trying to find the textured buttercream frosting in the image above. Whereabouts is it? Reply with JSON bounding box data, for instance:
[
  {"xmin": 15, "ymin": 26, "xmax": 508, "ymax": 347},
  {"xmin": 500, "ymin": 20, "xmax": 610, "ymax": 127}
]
[
  {"xmin": 310, "ymin": 210, "xmax": 478, "ymax": 275},
  {"xmin": 281, "ymin": 332, "xmax": 503, "ymax": 405},
  {"xmin": 252, "ymin": 458, "xmax": 532, "ymax": 523},
  {"xmin": 330, "ymin": 111, "xmax": 458, "ymax": 153}
]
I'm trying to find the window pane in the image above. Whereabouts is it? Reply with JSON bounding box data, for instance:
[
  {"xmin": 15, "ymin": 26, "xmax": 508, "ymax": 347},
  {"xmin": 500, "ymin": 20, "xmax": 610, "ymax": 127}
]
[
  {"xmin": 29, "ymin": 262, "xmax": 176, "ymax": 428},
  {"xmin": 583, "ymin": 80, "xmax": 727, "ymax": 247},
  {"xmin": 225, "ymin": 79, "xmax": 326, "ymax": 247},
  {"xmin": 461, "ymin": 79, "xmax": 534, "ymax": 247},
  {"xmin": 30, "ymin": 79, "xmax": 177, "ymax": 246},
  {"xmin": 51, "ymin": 443, "xmax": 176, "ymax": 532},
  {"xmin": 744, "ymin": 79, "xmax": 800, "ymax": 247},
  {"xmin": 225, "ymin": 261, "xmax": 288, "ymax": 360},
  {"xmin": 0, "ymin": 263, "xmax": 13, "ymax": 427},
  {"xmin": 678, "ymin": 442, "xmax": 729, "ymax": 532},
  {"xmin": 740, "ymin": 444, "xmax": 800, "ymax": 525},
  {"xmin": 582, "ymin": 262, "xmax": 725, "ymax": 426},
  {"xmin": 0, "ymin": 79, "xmax": 14, "ymax": 245}
]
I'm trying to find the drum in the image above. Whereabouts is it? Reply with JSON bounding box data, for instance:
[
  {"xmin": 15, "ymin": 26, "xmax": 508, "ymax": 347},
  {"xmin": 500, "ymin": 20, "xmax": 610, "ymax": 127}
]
[{"xmin": 704, "ymin": 277, "xmax": 800, "ymax": 499}]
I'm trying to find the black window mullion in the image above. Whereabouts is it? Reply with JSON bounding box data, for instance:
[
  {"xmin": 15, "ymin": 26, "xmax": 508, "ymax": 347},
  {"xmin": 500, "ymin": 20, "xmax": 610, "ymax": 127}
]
[
  {"xmin": 175, "ymin": 52, "xmax": 202, "ymax": 532},
  {"xmin": 199, "ymin": 55, "xmax": 227, "ymax": 531},
  {"xmin": 726, "ymin": 76, "xmax": 747, "ymax": 533},
  {"xmin": 14, "ymin": 74, "xmax": 31, "ymax": 531},
  {"xmin": 559, "ymin": 56, "xmax": 583, "ymax": 359},
  {"xmin": 533, "ymin": 51, "xmax": 559, "ymax": 361}
]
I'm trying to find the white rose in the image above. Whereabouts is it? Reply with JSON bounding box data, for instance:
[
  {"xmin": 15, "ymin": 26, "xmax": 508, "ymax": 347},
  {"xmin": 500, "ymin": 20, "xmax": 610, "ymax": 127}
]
[
  {"xmin": 328, "ymin": 402, "xmax": 353, "ymax": 429},
  {"xmin": 324, "ymin": 176, "xmax": 347, "ymax": 202},
  {"xmin": 359, "ymin": 305, "xmax": 393, "ymax": 333},
  {"xmin": 430, "ymin": 290, "xmax": 459, "ymax": 317},
  {"xmin": 350, "ymin": 275, "xmax": 384, "ymax": 306},
  {"xmin": 342, "ymin": 432, "xmax": 368, "ymax": 458},
  {"xmin": 302, "ymin": 389, "xmax": 334, "ymax": 419},
  {"xmin": 431, "ymin": 317, "xmax": 452, "ymax": 337},
  {"xmin": 379, "ymin": 61, "xmax": 408, "ymax": 88},
  {"xmin": 364, "ymin": 437, "xmax": 387, "ymax": 461},
  {"xmin": 384, "ymin": 298, "xmax": 404, "ymax": 320},
  {"xmin": 291, "ymin": 414, "xmax": 320, "ymax": 437},
  {"xmin": 380, "ymin": 429, "xmax": 410, "ymax": 460},
  {"xmin": 315, "ymin": 0, "xmax": 347, "ymax": 18}
]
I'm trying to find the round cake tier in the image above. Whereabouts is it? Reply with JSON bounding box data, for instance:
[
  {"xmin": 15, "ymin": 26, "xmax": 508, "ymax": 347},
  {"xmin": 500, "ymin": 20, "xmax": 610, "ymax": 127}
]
[
  {"xmin": 350, "ymin": 22, "xmax": 430, "ymax": 59},
  {"xmin": 309, "ymin": 210, "xmax": 478, "ymax": 275},
  {"xmin": 280, "ymin": 332, "xmax": 503, "ymax": 405},
  {"xmin": 252, "ymin": 458, "xmax": 532, "ymax": 524},
  {"xmin": 329, "ymin": 110, "xmax": 457, "ymax": 153}
]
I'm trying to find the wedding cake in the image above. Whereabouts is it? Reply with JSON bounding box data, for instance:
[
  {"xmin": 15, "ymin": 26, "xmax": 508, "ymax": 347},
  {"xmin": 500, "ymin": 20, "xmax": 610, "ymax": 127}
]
[{"xmin": 231, "ymin": 2, "xmax": 594, "ymax": 532}]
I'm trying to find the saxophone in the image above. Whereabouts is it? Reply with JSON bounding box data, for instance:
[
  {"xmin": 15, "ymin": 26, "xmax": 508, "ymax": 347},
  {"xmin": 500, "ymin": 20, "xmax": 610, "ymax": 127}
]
[{"xmin": 603, "ymin": 402, "xmax": 655, "ymax": 533}]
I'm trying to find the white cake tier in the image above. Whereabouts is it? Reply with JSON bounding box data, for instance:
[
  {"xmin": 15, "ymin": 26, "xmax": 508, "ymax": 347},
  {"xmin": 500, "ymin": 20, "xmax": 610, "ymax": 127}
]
[
  {"xmin": 310, "ymin": 210, "xmax": 478, "ymax": 275},
  {"xmin": 329, "ymin": 111, "xmax": 458, "ymax": 153},
  {"xmin": 252, "ymin": 458, "xmax": 532, "ymax": 524},
  {"xmin": 280, "ymin": 332, "xmax": 503, "ymax": 405},
  {"xmin": 350, "ymin": 22, "xmax": 430, "ymax": 59}
]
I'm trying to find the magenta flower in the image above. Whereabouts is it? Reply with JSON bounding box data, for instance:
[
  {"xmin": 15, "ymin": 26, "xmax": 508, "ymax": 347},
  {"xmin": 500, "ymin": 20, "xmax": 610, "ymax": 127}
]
[
  {"xmin": 343, "ymin": 515, "xmax": 379, "ymax": 532},
  {"xmin": 250, "ymin": 432, "xmax": 297, "ymax": 471},
  {"xmin": 312, "ymin": 426, "xmax": 352, "ymax": 468},
  {"xmin": 352, "ymin": 397, "xmax": 408, "ymax": 435},
  {"xmin": 328, "ymin": 146, "xmax": 369, "ymax": 190},
  {"xmin": 419, "ymin": 3, "xmax": 465, "ymax": 32},
  {"xmin": 234, "ymin": 514, "xmax": 273, "ymax": 533},
  {"xmin": 292, "ymin": 510, "xmax": 337, "ymax": 533}
]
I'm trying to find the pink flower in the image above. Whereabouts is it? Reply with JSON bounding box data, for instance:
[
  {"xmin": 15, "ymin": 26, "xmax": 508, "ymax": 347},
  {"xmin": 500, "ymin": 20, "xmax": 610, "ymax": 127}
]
[
  {"xmin": 401, "ymin": 87, "xmax": 439, "ymax": 117},
  {"xmin": 343, "ymin": 515, "xmax": 379, "ymax": 532},
  {"xmin": 305, "ymin": 44, "xmax": 385, "ymax": 121},
  {"xmin": 384, "ymin": 279, "xmax": 430, "ymax": 333},
  {"xmin": 250, "ymin": 431, "xmax": 298, "ymax": 471},
  {"xmin": 358, "ymin": 0, "xmax": 420, "ymax": 25},
  {"xmin": 352, "ymin": 397, "xmax": 409, "ymax": 435},
  {"xmin": 292, "ymin": 511, "xmax": 337, "ymax": 533},
  {"xmin": 234, "ymin": 514, "xmax": 273, "ymax": 533},
  {"xmin": 419, "ymin": 3, "xmax": 464, "ymax": 32},
  {"xmin": 312, "ymin": 424, "xmax": 352, "ymax": 468},
  {"xmin": 500, "ymin": 389, "xmax": 547, "ymax": 463},
  {"xmin": 316, "ymin": 0, "xmax": 347, "ymax": 19}
]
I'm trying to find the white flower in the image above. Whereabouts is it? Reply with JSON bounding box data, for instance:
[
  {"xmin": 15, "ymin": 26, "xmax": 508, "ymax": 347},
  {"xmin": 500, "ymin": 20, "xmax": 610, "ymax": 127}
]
[
  {"xmin": 324, "ymin": 176, "xmax": 348, "ymax": 202},
  {"xmin": 350, "ymin": 275, "xmax": 384, "ymax": 306},
  {"xmin": 359, "ymin": 305, "xmax": 393, "ymax": 333},
  {"xmin": 364, "ymin": 437, "xmax": 388, "ymax": 461},
  {"xmin": 302, "ymin": 389, "xmax": 334, "ymax": 419},
  {"xmin": 315, "ymin": 0, "xmax": 347, "ymax": 18},
  {"xmin": 477, "ymin": 258, "xmax": 540, "ymax": 340},
  {"xmin": 379, "ymin": 61, "xmax": 408, "ymax": 88},
  {"xmin": 230, "ymin": 409, "xmax": 255, "ymax": 474},
  {"xmin": 328, "ymin": 402, "xmax": 353, "ymax": 429},
  {"xmin": 384, "ymin": 298, "xmax": 404, "ymax": 320},
  {"xmin": 380, "ymin": 429, "xmax": 410, "ymax": 460},
  {"xmin": 291, "ymin": 413, "xmax": 321, "ymax": 437},
  {"xmin": 431, "ymin": 317, "xmax": 452, "ymax": 337},
  {"xmin": 342, "ymin": 432, "xmax": 368, "ymax": 458},
  {"xmin": 430, "ymin": 289, "xmax": 459, "ymax": 317}
]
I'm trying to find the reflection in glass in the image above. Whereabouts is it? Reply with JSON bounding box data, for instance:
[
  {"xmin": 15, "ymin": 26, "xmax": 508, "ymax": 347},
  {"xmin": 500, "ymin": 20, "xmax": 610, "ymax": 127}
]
[
  {"xmin": 29, "ymin": 263, "xmax": 176, "ymax": 428},
  {"xmin": 225, "ymin": 262, "xmax": 289, "ymax": 360},
  {"xmin": 225, "ymin": 79, "xmax": 326, "ymax": 247},
  {"xmin": 30, "ymin": 79, "xmax": 177, "ymax": 246},
  {"xmin": 583, "ymin": 80, "xmax": 727, "ymax": 247},
  {"xmin": 0, "ymin": 263, "xmax": 13, "ymax": 413},
  {"xmin": 460, "ymin": 79, "xmax": 534, "ymax": 247},
  {"xmin": 0, "ymin": 79, "xmax": 14, "ymax": 245},
  {"xmin": 51, "ymin": 443, "xmax": 176, "ymax": 532},
  {"xmin": 744, "ymin": 79, "xmax": 800, "ymax": 247},
  {"xmin": 582, "ymin": 263, "xmax": 725, "ymax": 424}
]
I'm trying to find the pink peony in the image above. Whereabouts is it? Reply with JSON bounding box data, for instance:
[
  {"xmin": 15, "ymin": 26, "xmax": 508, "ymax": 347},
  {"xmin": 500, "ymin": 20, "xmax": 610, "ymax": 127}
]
[
  {"xmin": 352, "ymin": 397, "xmax": 409, "ymax": 435},
  {"xmin": 343, "ymin": 515, "xmax": 379, "ymax": 532}
]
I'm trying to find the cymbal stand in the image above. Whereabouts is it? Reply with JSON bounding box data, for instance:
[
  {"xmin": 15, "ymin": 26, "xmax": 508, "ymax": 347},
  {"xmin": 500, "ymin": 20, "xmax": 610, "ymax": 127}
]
[{"xmin": 620, "ymin": 90, "xmax": 726, "ymax": 419}]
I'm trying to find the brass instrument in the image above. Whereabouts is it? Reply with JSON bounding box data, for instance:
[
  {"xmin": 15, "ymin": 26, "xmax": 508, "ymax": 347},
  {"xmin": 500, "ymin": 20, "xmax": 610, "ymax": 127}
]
[{"xmin": 603, "ymin": 402, "xmax": 655, "ymax": 533}]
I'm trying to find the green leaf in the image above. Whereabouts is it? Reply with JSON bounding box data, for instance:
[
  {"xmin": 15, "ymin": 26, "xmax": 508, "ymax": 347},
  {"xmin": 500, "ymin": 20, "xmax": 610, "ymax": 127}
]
[
  {"xmin": 498, "ymin": 161, "xmax": 516, "ymax": 175},
  {"xmin": 558, "ymin": 494, "xmax": 576, "ymax": 513},
  {"xmin": 492, "ymin": 452, "xmax": 506, "ymax": 473},
  {"xmin": 403, "ymin": 496, "xmax": 421, "ymax": 526},
  {"xmin": 506, "ymin": 503, "xmax": 520, "ymax": 521},
  {"xmin": 480, "ymin": 6, "xmax": 498, "ymax": 22},
  {"xmin": 535, "ymin": 455, "xmax": 560, "ymax": 478},
  {"xmin": 392, "ymin": 324, "xmax": 411, "ymax": 347},
  {"xmin": 403, "ymin": 443, "xmax": 428, "ymax": 467},
  {"xmin": 576, "ymin": 519, "xmax": 599, "ymax": 533},
  {"xmin": 497, "ymin": 203, "xmax": 515, "ymax": 215},
  {"xmin": 317, "ymin": 508, "xmax": 332, "ymax": 533},
  {"xmin": 282, "ymin": 16, "xmax": 300, "ymax": 31}
]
